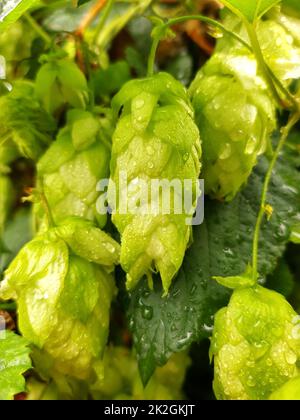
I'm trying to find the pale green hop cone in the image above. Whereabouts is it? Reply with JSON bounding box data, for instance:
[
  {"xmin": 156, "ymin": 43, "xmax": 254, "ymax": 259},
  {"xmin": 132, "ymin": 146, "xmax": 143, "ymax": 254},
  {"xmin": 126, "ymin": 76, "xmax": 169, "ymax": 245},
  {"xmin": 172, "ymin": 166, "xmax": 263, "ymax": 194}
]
[
  {"xmin": 37, "ymin": 109, "xmax": 112, "ymax": 228},
  {"xmin": 108, "ymin": 72, "xmax": 202, "ymax": 295},
  {"xmin": 190, "ymin": 51, "xmax": 276, "ymax": 201},
  {"xmin": 0, "ymin": 81, "xmax": 56, "ymax": 161},
  {"xmin": 189, "ymin": 8, "xmax": 300, "ymax": 201},
  {"xmin": 0, "ymin": 217, "xmax": 120, "ymax": 380},
  {"xmin": 210, "ymin": 286, "xmax": 300, "ymax": 400}
]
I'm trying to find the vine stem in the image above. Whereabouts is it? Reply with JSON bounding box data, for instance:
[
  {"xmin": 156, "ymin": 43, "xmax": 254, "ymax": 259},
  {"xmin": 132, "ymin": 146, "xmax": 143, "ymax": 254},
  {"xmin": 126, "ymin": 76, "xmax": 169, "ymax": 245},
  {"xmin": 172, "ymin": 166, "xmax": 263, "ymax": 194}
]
[
  {"xmin": 252, "ymin": 113, "xmax": 300, "ymax": 281},
  {"xmin": 147, "ymin": 14, "xmax": 252, "ymax": 77},
  {"xmin": 23, "ymin": 12, "xmax": 52, "ymax": 46}
]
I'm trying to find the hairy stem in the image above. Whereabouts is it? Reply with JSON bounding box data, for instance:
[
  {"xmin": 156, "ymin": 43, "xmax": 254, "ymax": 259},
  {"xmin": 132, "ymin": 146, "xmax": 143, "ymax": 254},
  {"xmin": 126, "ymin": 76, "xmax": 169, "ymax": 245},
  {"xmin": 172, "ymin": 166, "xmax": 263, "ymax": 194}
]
[{"xmin": 252, "ymin": 113, "xmax": 300, "ymax": 280}]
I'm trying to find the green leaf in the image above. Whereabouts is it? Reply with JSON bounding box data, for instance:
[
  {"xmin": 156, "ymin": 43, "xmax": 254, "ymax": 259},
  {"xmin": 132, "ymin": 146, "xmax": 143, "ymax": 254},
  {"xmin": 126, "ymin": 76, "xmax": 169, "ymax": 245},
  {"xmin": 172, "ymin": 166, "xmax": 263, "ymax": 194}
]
[
  {"xmin": 213, "ymin": 265, "xmax": 257, "ymax": 289},
  {"xmin": 221, "ymin": 0, "xmax": 281, "ymax": 22},
  {"xmin": 0, "ymin": 330, "xmax": 32, "ymax": 400},
  {"xmin": 91, "ymin": 61, "xmax": 131, "ymax": 100},
  {"xmin": 0, "ymin": 208, "xmax": 34, "ymax": 276},
  {"xmin": 125, "ymin": 149, "xmax": 300, "ymax": 385},
  {"xmin": 0, "ymin": 0, "xmax": 39, "ymax": 32}
]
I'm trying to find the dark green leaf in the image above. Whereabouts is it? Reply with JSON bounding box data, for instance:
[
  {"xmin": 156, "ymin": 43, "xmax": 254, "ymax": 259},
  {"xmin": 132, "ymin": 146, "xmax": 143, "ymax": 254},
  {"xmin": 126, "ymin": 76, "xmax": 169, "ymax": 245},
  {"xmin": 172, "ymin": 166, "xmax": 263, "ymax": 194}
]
[
  {"xmin": 92, "ymin": 61, "xmax": 131, "ymax": 99},
  {"xmin": 266, "ymin": 259, "xmax": 295, "ymax": 298},
  {"xmin": 0, "ymin": 208, "xmax": 34, "ymax": 275},
  {"xmin": 126, "ymin": 149, "xmax": 300, "ymax": 385}
]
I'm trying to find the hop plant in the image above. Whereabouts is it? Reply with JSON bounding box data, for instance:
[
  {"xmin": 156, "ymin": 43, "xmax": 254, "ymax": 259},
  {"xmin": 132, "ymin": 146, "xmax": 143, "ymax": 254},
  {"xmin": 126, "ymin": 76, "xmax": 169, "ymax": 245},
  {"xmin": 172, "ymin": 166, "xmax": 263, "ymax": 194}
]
[
  {"xmin": 189, "ymin": 9, "xmax": 300, "ymax": 201},
  {"xmin": 35, "ymin": 58, "xmax": 89, "ymax": 115},
  {"xmin": 91, "ymin": 347, "xmax": 190, "ymax": 400},
  {"xmin": 0, "ymin": 81, "xmax": 56, "ymax": 161},
  {"xmin": 37, "ymin": 109, "xmax": 112, "ymax": 228},
  {"xmin": 0, "ymin": 217, "xmax": 120, "ymax": 380},
  {"xmin": 217, "ymin": 10, "xmax": 300, "ymax": 83},
  {"xmin": 189, "ymin": 47, "xmax": 276, "ymax": 201},
  {"xmin": 108, "ymin": 72, "xmax": 202, "ymax": 294},
  {"xmin": 210, "ymin": 286, "xmax": 300, "ymax": 400}
]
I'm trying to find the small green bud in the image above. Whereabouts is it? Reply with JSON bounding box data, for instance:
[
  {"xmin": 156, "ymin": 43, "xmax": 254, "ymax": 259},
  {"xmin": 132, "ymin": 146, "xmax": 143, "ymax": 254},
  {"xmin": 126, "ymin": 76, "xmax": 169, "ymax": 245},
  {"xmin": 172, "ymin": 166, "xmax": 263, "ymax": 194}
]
[
  {"xmin": 210, "ymin": 286, "xmax": 300, "ymax": 400},
  {"xmin": 0, "ymin": 220, "xmax": 119, "ymax": 379},
  {"xmin": 35, "ymin": 59, "xmax": 89, "ymax": 115},
  {"xmin": 108, "ymin": 72, "xmax": 202, "ymax": 294}
]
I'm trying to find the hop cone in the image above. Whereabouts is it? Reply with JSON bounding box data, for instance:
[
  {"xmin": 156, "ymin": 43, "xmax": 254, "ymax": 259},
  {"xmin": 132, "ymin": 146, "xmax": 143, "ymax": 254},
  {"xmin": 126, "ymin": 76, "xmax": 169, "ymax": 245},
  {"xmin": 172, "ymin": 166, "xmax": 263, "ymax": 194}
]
[
  {"xmin": 0, "ymin": 81, "xmax": 56, "ymax": 161},
  {"xmin": 37, "ymin": 109, "xmax": 112, "ymax": 228},
  {"xmin": 91, "ymin": 348, "xmax": 190, "ymax": 400},
  {"xmin": 108, "ymin": 72, "xmax": 202, "ymax": 294},
  {"xmin": 190, "ymin": 9, "xmax": 300, "ymax": 201},
  {"xmin": 35, "ymin": 59, "xmax": 89, "ymax": 115},
  {"xmin": 190, "ymin": 49, "xmax": 276, "ymax": 201},
  {"xmin": 210, "ymin": 286, "xmax": 300, "ymax": 400},
  {"xmin": 0, "ymin": 217, "xmax": 120, "ymax": 380}
]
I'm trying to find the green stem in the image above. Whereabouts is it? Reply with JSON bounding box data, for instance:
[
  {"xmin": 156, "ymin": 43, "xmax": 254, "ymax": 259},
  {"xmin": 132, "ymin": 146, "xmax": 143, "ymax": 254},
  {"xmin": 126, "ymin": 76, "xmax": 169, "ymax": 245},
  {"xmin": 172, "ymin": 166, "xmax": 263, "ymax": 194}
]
[
  {"xmin": 147, "ymin": 14, "xmax": 252, "ymax": 77},
  {"xmin": 267, "ymin": 66, "xmax": 300, "ymax": 111},
  {"xmin": 23, "ymin": 12, "xmax": 52, "ymax": 46},
  {"xmin": 96, "ymin": 0, "xmax": 155, "ymax": 50},
  {"xmin": 252, "ymin": 113, "xmax": 300, "ymax": 280},
  {"xmin": 147, "ymin": 37, "xmax": 160, "ymax": 77},
  {"xmin": 93, "ymin": 0, "xmax": 115, "ymax": 44},
  {"xmin": 244, "ymin": 20, "xmax": 284, "ymax": 109}
]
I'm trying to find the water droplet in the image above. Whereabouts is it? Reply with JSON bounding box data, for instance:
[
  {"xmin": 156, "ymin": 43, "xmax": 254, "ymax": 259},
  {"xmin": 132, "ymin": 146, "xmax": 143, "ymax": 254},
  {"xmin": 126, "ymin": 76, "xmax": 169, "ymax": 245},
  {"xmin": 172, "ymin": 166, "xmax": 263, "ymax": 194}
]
[
  {"xmin": 245, "ymin": 136, "xmax": 257, "ymax": 155},
  {"xmin": 285, "ymin": 351, "xmax": 297, "ymax": 365},
  {"xmin": 183, "ymin": 152, "xmax": 189, "ymax": 162},
  {"xmin": 142, "ymin": 306, "xmax": 153, "ymax": 320},
  {"xmin": 246, "ymin": 376, "xmax": 256, "ymax": 387},
  {"xmin": 190, "ymin": 283, "xmax": 197, "ymax": 296},
  {"xmin": 223, "ymin": 247, "xmax": 234, "ymax": 256},
  {"xmin": 146, "ymin": 146, "xmax": 154, "ymax": 155},
  {"xmin": 202, "ymin": 324, "xmax": 214, "ymax": 334},
  {"xmin": 135, "ymin": 99, "xmax": 145, "ymax": 109},
  {"xmin": 219, "ymin": 143, "xmax": 232, "ymax": 160},
  {"xmin": 103, "ymin": 242, "xmax": 115, "ymax": 253},
  {"xmin": 207, "ymin": 26, "xmax": 224, "ymax": 39},
  {"xmin": 148, "ymin": 161, "xmax": 154, "ymax": 169}
]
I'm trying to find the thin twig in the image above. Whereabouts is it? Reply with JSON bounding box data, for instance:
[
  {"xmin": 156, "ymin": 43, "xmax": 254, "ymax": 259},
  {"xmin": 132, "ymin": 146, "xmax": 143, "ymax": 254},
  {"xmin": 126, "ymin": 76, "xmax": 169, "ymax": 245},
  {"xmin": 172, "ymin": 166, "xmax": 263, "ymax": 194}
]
[{"xmin": 76, "ymin": 0, "xmax": 107, "ymax": 38}]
